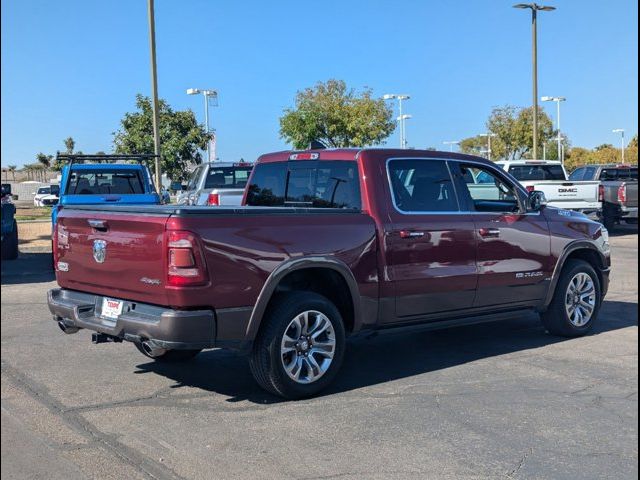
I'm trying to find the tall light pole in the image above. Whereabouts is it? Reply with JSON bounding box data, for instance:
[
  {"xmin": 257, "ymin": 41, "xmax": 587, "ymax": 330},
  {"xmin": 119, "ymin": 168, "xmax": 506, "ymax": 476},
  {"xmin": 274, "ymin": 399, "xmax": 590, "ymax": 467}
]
[
  {"xmin": 384, "ymin": 94, "xmax": 411, "ymax": 148},
  {"xmin": 479, "ymin": 133, "xmax": 497, "ymax": 160},
  {"xmin": 613, "ymin": 129, "xmax": 625, "ymax": 163},
  {"xmin": 147, "ymin": 0, "xmax": 162, "ymax": 192},
  {"xmin": 187, "ymin": 88, "xmax": 218, "ymax": 162},
  {"xmin": 513, "ymin": 3, "xmax": 556, "ymax": 160},
  {"xmin": 541, "ymin": 96, "xmax": 566, "ymax": 163},
  {"xmin": 443, "ymin": 141, "xmax": 460, "ymax": 152}
]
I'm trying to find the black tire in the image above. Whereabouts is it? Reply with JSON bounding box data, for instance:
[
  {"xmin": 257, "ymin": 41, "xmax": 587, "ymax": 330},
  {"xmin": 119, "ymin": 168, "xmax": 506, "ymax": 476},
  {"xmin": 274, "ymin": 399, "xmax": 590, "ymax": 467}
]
[
  {"xmin": 602, "ymin": 204, "xmax": 617, "ymax": 231},
  {"xmin": 134, "ymin": 342, "xmax": 201, "ymax": 362},
  {"xmin": 249, "ymin": 291, "xmax": 346, "ymax": 399},
  {"xmin": 541, "ymin": 259, "xmax": 602, "ymax": 337},
  {"xmin": 1, "ymin": 221, "xmax": 19, "ymax": 261}
]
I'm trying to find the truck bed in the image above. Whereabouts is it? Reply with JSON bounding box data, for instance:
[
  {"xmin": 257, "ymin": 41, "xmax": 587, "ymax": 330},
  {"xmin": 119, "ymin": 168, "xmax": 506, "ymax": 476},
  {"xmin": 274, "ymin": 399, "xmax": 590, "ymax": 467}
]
[{"xmin": 54, "ymin": 205, "xmax": 378, "ymax": 312}]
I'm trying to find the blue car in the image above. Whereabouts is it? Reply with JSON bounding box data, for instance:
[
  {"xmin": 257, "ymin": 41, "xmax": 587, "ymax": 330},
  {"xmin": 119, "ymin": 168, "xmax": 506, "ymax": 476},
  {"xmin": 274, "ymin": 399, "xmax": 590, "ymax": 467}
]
[{"xmin": 52, "ymin": 154, "xmax": 162, "ymax": 228}]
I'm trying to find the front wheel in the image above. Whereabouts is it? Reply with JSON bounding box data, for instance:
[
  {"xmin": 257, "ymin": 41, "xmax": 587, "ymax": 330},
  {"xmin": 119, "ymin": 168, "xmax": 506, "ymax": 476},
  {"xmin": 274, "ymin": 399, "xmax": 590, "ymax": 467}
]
[
  {"xmin": 541, "ymin": 259, "xmax": 601, "ymax": 337},
  {"xmin": 249, "ymin": 292, "xmax": 346, "ymax": 399}
]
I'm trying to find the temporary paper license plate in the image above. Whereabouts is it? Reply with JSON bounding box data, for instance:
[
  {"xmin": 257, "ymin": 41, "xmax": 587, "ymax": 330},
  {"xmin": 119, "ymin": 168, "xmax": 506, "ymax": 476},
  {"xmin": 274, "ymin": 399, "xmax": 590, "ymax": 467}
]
[{"xmin": 101, "ymin": 298, "xmax": 123, "ymax": 319}]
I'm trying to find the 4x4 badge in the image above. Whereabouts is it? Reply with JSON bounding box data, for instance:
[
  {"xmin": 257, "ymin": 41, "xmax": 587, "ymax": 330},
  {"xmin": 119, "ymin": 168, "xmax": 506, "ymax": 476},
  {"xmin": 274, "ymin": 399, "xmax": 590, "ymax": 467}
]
[{"xmin": 93, "ymin": 240, "xmax": 106, "ymax": 263}]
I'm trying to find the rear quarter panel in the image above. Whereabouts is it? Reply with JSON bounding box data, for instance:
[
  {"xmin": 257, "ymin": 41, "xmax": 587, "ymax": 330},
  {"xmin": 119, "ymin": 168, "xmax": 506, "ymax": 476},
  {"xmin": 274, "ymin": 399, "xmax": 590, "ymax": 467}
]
[{"xmin": 166, "ymin": 212, "xmax": 379, "ymax": 311}]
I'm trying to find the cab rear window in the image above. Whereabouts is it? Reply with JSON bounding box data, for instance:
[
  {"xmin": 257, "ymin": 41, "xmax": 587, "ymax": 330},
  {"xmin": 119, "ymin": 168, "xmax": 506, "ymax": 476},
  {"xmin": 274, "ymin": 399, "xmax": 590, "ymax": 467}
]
[
  {"xmin": 66, "ymin": 169, "xmax": 145, "ymax": 195},
  {"xmin": 204, "ymin": 166, "xmax": 253, "ymax": 189},
  {"xmin": 508, "ymin": 165, "xmax": 566, "ymax": 181},
  {"xmin": 600, "ymin": 168, "xmax": 638, "ymax": 180},
  {"xmin": 246, "ymin": 161, "xmax": 361, "ymax": 209}
]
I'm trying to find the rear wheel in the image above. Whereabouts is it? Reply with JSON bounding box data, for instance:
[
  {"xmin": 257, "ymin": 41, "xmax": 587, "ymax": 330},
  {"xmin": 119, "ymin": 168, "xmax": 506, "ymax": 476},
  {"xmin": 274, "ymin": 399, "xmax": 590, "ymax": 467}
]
[
  {"xmin": 1, "ymin": 221, "xmax": 19, "ymax": 260},
  {"xmin": 134, "ymin": 342, "xmax": 201, "ymax": 362},
  {"xmin": 249, "ymin": 292, "xmax": 346, "ymax": 399},
  {"xmin": 541, "ymin": 259, "xmax": 601, "ymax": 337}
]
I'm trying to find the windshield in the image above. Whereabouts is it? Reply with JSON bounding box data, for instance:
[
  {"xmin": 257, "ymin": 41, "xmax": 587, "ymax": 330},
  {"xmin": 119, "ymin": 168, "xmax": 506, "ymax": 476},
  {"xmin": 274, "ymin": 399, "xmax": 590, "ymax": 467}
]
[
  {"xmin": 66, "ymin": 169, "xmax": 145, "ymax": 195},
  {"xmin": 204, "ymin": 166, "xmax": 253, "ymax": 189},
  {"xmin": 508, "ymin": 165, "xmax": 566, "ymax": 181},
  {"xmin": 246, "ymin": 161, "xmax": 361, "ymax": 209},
  {"xmin": 37, "ymin": 187, "xmax": 51, "ymax": 195}
]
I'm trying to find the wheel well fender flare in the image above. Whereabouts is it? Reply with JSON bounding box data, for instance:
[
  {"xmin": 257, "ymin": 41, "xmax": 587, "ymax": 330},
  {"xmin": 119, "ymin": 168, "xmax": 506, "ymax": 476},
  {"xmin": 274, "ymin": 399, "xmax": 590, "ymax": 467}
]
[
  {"xmin": 244, "ymin": 256, "xmax": 362, "ymax": 341},
  {"xmin": 542, "ymin": 240, "xmax": 608, "ymax": 308}
]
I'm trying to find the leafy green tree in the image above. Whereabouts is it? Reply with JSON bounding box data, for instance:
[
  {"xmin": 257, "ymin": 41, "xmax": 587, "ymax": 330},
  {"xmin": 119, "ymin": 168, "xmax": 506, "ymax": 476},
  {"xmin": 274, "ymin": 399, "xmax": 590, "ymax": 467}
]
[
  {"xmin": 36, "ymin": 152, "xmax": 52, "ymax": 169},
  {"xmin": 460, "ymin": 105, "xmax": 555, "ymax": 160},
  {"xmin": 595, "ymin": 143, "xmax": 614, "ymax": 151},
  {"xmin": 64, "ymin": 137, "xmax": 75, "ymax": 154},
  {"xmin": 279, "ymin": 79, "xmax": 396, "ymax": 149},
  {"xmin": 113, "ymin": 94, "xmax": 209, "ymax": 181}
]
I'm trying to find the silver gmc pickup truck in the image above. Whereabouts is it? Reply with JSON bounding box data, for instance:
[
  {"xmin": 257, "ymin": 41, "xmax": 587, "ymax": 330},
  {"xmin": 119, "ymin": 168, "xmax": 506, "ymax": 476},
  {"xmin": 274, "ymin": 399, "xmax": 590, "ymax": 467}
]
[{"xmin": 176, "ymin": 162, "xmax": 254, "ymax": 206}]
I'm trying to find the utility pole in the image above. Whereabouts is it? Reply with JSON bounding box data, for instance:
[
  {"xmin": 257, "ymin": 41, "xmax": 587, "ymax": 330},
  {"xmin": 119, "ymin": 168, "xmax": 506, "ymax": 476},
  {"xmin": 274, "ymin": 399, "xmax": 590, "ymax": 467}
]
[
  {"xmin": 514, "ymin": 3, "xmax": 556, "ymax": 160},
  {"xmin": 147, "ymin": 0, "xmax": 162, "ymax": 192},
  {"xmin": 613, "ymin": 129, "xmax": 625, "ymax": 163}
]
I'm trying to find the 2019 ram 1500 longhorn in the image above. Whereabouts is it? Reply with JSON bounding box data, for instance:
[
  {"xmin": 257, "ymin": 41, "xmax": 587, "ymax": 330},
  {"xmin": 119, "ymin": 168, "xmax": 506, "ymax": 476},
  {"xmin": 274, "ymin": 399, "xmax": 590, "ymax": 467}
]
[{"xmin": 48, "ymin": 149, "xmax": 611, "ymax": 399}]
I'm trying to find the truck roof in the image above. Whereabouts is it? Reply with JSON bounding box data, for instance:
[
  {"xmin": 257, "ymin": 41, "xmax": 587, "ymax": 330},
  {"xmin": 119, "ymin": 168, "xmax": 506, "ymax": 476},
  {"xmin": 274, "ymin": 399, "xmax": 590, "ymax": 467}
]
[
  {"xmin": 256, "ymin": 148, "xmax": 493, "ymax": 165},
  {"xmin": 497, "ymin": 160, "xmax": 563, "ymax": 165},
  {"xmin": 67, "ymin": 163, "xmax": 149, "ymax": 170}
]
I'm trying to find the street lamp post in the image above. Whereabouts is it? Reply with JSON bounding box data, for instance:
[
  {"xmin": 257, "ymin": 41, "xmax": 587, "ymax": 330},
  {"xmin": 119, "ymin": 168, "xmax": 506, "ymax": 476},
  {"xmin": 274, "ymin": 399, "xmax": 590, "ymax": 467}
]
[
  {"xmin": 443, "ymin": 141, "xmax": 460, "ymax": 152},
  {"xmin": 613, "ymin": 129, "xmax": 625, "ymax": 163},
  {"xmin": 541, "ymin": 96, "xmax": 566, "ymax": 163},
  {"xmin": 187, "ymin": 88, "xmax": 218, "ymax": 162},
  {"xmin": 384, "ymin": 94, "xmax": 411, "ymax": 148},
  {"xmin": 513, "ymin": 3, "xmax": 556, "ymax": 160},
  {"xmin": 479, "ymin": 133, "xmax": 497, "ymax": 160},
  {"xmin": 147, "ymin": 0, "xmax": 162, "ymax": 192}
]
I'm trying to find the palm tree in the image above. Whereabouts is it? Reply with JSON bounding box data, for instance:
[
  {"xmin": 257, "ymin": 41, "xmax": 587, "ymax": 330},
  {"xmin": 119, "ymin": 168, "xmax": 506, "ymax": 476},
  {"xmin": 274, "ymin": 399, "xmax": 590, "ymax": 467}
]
[{"xmin": 8, "ymin": 165, "xmax": 17, "ymax": 181}]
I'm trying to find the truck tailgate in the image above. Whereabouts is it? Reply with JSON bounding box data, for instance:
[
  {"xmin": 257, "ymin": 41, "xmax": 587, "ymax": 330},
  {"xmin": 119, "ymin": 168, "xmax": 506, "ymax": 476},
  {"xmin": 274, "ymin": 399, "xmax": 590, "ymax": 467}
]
[
  {"xmin": 529, "ymin": 181, "xmax": 600, "ymax": 210},
  {"xmin": 624, "ymin": 182, "xmax": 638, "ymax": 208},
  {"xmin": 56, "ymin": 209, "xmax": 171, "ymax": 306}
]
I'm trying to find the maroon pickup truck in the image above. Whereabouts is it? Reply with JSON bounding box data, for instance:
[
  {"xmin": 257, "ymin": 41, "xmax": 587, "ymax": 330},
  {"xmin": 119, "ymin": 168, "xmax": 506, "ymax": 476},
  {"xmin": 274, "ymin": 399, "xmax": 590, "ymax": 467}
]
[{"xmin": 48, "ymin": 149, "xmax": 611, "ymax": 399}]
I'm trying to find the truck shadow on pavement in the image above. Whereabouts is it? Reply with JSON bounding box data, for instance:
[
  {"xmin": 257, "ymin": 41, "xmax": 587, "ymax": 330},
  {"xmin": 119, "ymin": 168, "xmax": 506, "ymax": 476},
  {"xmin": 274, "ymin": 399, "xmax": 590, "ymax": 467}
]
[
  {"xmin": 135, "ymin": 300, "xmax": 638, "ymax": 404},
  {"xmin": 0, "ymin": 252, "xmax": 54, "ymax": 285}
]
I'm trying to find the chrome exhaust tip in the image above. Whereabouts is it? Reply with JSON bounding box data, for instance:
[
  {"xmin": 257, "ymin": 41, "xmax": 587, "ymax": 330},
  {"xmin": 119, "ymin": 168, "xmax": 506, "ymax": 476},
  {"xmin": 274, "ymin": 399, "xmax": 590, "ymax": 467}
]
[{"xmin": 58, "ymin": 320, "xmax": 79, "ymax": 334}]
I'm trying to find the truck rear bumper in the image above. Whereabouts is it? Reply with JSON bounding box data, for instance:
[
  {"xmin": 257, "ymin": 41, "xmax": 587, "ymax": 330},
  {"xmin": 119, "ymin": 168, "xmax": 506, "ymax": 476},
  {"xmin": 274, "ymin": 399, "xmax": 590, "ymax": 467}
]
[
  {"xmin": 621, "ymin": 206, "xmax": 638, "ymax": 219},
  {"xmin": 48, "ymin": 288, "xmax": 216, "ymax": 350}
]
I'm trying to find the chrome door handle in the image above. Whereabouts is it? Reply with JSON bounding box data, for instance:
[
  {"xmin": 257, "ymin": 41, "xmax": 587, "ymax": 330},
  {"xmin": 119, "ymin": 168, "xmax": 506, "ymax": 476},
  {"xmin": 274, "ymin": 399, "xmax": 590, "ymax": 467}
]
[
  {"xmin": 399, "ymin": 230, "xmax": 425, "ymax": 239},
  {"xmin": 479, "ymin": 228, "xmax": 500, "ymax": 238}
]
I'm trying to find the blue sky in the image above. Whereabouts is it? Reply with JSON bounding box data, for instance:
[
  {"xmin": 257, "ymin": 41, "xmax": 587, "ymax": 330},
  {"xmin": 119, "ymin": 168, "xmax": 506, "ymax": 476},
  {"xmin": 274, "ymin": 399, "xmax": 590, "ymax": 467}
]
[{"xmin": 1, "ymin": 0, "xmax": 638, "ymax": 168}]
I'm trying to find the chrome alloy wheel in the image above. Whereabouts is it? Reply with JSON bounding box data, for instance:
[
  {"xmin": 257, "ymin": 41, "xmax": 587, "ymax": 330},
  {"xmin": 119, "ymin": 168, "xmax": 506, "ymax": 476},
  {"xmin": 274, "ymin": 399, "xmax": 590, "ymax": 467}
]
[
  {"xmin": 280, "ymin": 310, "xmax": 336, "ymax": 384},
  {"xmin": 565, "ymin": 272, "xmax": 597, "ymax": 327}
]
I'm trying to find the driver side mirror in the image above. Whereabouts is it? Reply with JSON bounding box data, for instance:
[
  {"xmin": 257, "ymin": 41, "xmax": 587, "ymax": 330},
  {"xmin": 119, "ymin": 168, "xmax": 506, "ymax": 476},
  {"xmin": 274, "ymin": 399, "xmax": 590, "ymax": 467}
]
[{"xmin": 527, "ymin": 190, "xmax": 548, "ymax": 212}]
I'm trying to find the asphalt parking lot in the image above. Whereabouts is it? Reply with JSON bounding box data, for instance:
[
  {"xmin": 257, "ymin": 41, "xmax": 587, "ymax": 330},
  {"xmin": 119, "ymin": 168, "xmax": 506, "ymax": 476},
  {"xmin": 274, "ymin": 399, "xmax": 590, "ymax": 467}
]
[{"xmin": 1, "ymin": 227, "xmax": 637, "ymax": 480}]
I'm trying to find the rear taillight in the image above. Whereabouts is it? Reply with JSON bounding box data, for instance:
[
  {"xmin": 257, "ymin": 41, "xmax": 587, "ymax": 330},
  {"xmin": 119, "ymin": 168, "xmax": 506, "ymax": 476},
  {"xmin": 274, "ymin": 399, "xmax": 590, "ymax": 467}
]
[
  {"xmin": 206, "ymin": 193, "xmax": 220, "ymax": 206},
  {"xmin": 52, "ymin": 223, "xmax": 59, "ymax": 266},
  {"xmin": 618, "ymin": 183, "xmax": 627, "ymax": 203},
  {"xmin": 598, "ymin": 185, "xmax": 605, "ymax": 202},
  {"xmin": 166, "ymin": 230, "xmax": 207, "ymax": 286},
  {"xmin": 526, "ymin": 185, "xmax": 535, "ymax": 193}
]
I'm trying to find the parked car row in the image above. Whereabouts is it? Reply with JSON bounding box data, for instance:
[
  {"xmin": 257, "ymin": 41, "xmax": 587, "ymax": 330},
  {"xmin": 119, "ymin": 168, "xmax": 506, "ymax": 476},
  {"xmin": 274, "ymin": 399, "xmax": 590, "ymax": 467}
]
[
  {"xmin": 48, "ymin": 148, "xmax": 612, "ymax": 399},
  {"xmin": 497, "ymin": 160, "xmax": 638, "ymax": 229}
]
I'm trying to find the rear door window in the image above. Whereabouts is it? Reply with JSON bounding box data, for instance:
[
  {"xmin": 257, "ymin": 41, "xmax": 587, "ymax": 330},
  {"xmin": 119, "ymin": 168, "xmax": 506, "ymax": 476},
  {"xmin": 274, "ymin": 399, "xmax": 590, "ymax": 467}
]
[
  {"xmin": 246, "ymin": 161, "xmax": 361, "ymax": 209},
  {"xmin": 66, "ymin": 169, "xmax": 145, "ymax": 194},
  {"xmin": 387, "ymin": 159, "xmax": 459, "ymax": 212},
  {"xmin": 508, "ymin": 165, "xmax": 566, "ymax": 181}
]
